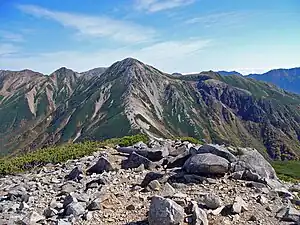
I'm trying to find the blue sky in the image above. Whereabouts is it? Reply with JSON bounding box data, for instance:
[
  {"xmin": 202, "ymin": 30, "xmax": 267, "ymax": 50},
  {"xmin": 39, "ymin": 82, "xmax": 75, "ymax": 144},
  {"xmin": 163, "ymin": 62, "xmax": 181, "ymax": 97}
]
[{"xmin": 0, "ymin": 0, "xmax": 299, "ymax": 74}]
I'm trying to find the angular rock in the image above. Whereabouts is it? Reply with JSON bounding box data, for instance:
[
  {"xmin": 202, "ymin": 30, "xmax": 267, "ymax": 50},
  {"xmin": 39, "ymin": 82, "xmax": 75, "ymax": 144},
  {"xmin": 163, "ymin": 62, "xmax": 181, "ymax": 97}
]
[
  {"xmin": 197, "ymin": 144, "xmax": 237, "ymax": 162},
  {"xmin": 283, "ymin": 207, "xmax": 300, "ymax": 222},
  {"xmin": 160, "ymin": 183, "xmax": 176, "ymax": 197},
  {"xmin": 231, "ymin": 148, "xmax": 277, "ymax": 181},
  {"xmin": 118, "ymin": 146, "xmax": 169, "ymax": 161},
  {"xmin": 191, "ymin": 201, "xmax": 208, "ymax": 225},
  {"xmin": 87, "ymin": 157, "xmax": 113, "ymax": 174},
  {"xmin": 183, "ymin": 153, "xmax": 229, "ymax": 175},
  {"xmin": 87, "ymin": 198, "xmax": 102, "ymax": 211},
  {"xmin": 203, "ymin": 193, "xmax": 222, "ymax": 209},
  {"xmin": 43, "ymin": 207, "xmax": 58, "ymax": 218},
  {"xmin": 122, "ymin": 152, "xmax": 155, "ymax": 169},
  {"xmin": 65, "ymin": 202, "xmax": 86, "ymax": 216},
  {"xmin": 232, "ymin": 196, "xmax": 248, "ymax": 214},
  {"xmin": 169, "ymin": 145, "xmax": 188, "ymax": 157},
  {"xmin": 65, "ymin": 167, "xmax": 82, "ymax": 181},
  {"xmin": 85, "ymin": 177, "xmax": 106, "ymax": 190},
  {"xmin": 141, "ymin": 172, "xmax": 164, "ymax": 188},
  {"xmin": 63, "ymin": 193, "xmax": 78, "ymax": 208},
  {"xmin": 148, "ymin": 180, "xmax": 161, "ymax": 191},
  {"xmin": 148, "ymin": 195, "xmax": 185, "ymax": 225},
  {"xmin": 166, "ymin": 151, "xmax": 191, "ymax": 168}
]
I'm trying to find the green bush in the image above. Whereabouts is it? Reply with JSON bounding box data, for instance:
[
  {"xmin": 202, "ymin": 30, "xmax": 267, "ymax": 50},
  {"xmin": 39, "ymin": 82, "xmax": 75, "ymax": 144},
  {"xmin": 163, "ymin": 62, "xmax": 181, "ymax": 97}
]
[{"xmin": 0, "ymin": 134, "xmax": 149, "ymax": 175}]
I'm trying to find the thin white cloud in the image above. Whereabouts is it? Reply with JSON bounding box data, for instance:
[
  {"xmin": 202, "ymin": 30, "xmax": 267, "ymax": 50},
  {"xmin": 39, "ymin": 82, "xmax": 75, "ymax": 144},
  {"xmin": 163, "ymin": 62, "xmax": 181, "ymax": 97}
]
[
  {"xmin": 135, "ymin": 0, "xmax": 195, "ymax": 13},
  {"xmin": 17, "ymin": 4, "xmax": 156, "ymax": 43},
  {"xmin": 185, "ymin": 12, "xmax": 246, "ymax": 28},
  {"xmin": 0, "ymin": 30, "xmax": 24, "ymax": 42},
  {"xmin": 0, "ymin": 44, "xmax": 19, "ymax": 56},
  {"xmin": 0, "ymin": 38, "xmax": 211, "ymax": 73}
]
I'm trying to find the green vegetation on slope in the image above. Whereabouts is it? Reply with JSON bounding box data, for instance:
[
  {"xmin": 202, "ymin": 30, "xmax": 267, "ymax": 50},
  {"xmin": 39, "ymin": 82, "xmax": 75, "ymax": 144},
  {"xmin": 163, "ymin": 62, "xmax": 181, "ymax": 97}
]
[
  {"xmin": 0, "ymin": 134, "xmax": 148, "ymax": 175},
  {"xmin": 272, "ymin": 161, "xmax": 300, "ymax": 183}
]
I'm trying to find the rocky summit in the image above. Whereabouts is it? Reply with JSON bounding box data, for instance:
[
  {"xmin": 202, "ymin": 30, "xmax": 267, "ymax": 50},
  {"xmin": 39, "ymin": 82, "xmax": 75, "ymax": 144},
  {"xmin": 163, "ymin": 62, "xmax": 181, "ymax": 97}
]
[
  {"xmin": 1, "ymin": 58, "xmax": 300, "ymax": 160},
  {"xmin": 1, "ymin": 139, "xmax": 300, "ymax": 225}
]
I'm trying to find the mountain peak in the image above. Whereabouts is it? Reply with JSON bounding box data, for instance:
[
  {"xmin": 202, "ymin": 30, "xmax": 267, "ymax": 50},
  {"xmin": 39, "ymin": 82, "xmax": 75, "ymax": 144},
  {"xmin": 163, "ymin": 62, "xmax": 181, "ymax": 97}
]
[{"xmin": 116, "ymin": 57, "xmax": 145, "ymax": 67}]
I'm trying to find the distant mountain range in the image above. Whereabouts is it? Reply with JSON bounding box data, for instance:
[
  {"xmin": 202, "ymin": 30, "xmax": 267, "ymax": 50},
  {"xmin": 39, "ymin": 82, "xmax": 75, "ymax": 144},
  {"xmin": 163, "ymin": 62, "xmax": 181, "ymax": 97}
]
[
  {"xmin": 217, "ymin": 67, "xmax": 300, "ymax": 94},
  {"xmin": 1, "ymin": 58, "xmax": 300, "ymax": 160}
]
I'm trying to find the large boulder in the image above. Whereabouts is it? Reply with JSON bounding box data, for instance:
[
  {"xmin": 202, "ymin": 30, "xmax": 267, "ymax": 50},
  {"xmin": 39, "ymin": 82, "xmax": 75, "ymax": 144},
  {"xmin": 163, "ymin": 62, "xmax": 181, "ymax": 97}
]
[
  {"xmin": 231, "ymin": 148, "xmax": 277, "ymax": 182},
  {"xmin": 165, "ymin": 151, "xmax": 191, "ymax": 168},
  {"xmin": 183, "ymin": 153, "xmax": 230, "ymax": 175},
  {"xmin": 148, "ymin": 195, "xmax": 185, "ymax": 225},
  {"xmin": 196, "ymin": 144, "xmax": 237, "ymax": 162},
  {"xmin": 87, "ymin": 157, "xmax": 113, "ymax": 174},
  {"xmin": 117, "ymin": 145, "xmax": 169, "ymax": 161},
  {"xmin": 121, "ymin": 152, "xmax": 155, "ymax": 169}
]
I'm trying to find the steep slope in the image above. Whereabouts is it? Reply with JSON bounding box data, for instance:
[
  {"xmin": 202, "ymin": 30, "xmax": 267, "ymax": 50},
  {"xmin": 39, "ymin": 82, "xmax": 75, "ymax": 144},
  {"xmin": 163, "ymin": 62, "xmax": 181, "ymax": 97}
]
[
  {"xmin": 0, "ymin": 68, "xmax": 84, "ymax": 155},
  {"xmin": 248, "ymin": 67, "xmax": 300, "ymax": 94},
  {"xmin": 0, "ymin": 59, "xmax": 300, "ymax": 160}
]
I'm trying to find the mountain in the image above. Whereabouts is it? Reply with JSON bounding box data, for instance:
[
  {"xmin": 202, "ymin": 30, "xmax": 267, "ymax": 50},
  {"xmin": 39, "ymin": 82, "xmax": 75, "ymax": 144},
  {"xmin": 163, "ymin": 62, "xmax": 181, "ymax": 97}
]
[
  {"xmin": 217, "ymin": 71, "xmax": 243, "ymax": 76},
  {"xmin": 247, "ymin": 67, "xmax": 300, "ymax": 94},
  {"xmin": 1, "ymin": 58, "xmax": 300, "ymax": 160}
]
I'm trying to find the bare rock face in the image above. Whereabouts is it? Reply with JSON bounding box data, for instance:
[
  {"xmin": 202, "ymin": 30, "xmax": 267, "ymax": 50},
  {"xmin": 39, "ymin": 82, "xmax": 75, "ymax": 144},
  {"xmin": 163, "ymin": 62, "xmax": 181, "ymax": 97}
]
[
  {"xmin": 148, "ymin": 195, "xmax": 185, "ymax": 225},
  {"xmin": 183, "ymin": 153, "xmax": 230, "ymax": 175}
]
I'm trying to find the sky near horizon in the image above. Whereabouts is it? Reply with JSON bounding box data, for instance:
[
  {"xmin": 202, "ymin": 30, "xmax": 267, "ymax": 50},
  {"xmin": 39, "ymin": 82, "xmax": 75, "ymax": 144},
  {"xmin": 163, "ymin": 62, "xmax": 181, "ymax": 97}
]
[{"xmin": 0, "ymin": 0, "xmax": 299, "ymax": 75}]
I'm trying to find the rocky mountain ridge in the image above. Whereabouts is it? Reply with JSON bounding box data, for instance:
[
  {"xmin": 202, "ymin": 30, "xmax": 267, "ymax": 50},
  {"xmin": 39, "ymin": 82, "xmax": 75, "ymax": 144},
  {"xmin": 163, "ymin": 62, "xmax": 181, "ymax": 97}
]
[
  {"xmin": 0, "ymin": 58, "xmax": 300, "ymax": 160},
  {"xmin": 248, "ymin": 67, "xmax": 300, "ymax": 94},
  {"xmin": 217, "ymin": 67, "xmax": 300, "ymax": 94},
  {"xmin": 0, "ymin": 139, "xmax": 299, "ymax": 225}
]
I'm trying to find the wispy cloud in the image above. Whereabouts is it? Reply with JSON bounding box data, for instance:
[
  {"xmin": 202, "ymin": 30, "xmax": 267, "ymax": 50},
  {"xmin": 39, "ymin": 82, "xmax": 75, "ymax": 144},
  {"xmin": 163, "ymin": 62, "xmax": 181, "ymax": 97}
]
[
  {"xmin": 185, "ymin": 12, "xmax": 246, "ymax": 28},
  {"xmin": 0, "ymin": 30, "xmax": 24, "ymax": 42},
  {"xmin": 17, "ymin": 4, "xmax": 156, "ymax": 43},
  {"xmin": 135, "ymin": 0, "xmax": 195, "ymax": 13},
  {"xmin": 0, "ymin": 43, "xmax": 19, "ymax": 57},
  {"xmin": 0, "ymin": 38, "xmax": 211, "ymax": 73}
]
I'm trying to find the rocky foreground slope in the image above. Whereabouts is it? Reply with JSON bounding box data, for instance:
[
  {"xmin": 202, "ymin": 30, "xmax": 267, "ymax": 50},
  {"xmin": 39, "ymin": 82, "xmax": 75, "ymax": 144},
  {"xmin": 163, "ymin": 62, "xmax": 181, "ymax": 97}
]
[{"xmin": 1, "ymin": 139, "xmax": 299, "ymax": 225}]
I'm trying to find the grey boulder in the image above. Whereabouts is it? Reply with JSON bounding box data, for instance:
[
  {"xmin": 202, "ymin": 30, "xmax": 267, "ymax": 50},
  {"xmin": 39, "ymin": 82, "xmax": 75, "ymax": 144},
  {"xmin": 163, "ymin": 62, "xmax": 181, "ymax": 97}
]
[
  {"xmin": 191, "ymin": 201, "xmax": 208, "ymax": 225},
  {"xmin": 183, "ymin": 153, "xmax": 229, "ymax": 175},
  {"xmin": 87, "ymin": 157, "xmax": 113, "ymax": 174},
  {"xmin": 231, "ymin": 148, "xmax": 277, "ymax": 181},
  {"xmin": 64, "ymin": 202, "xmax": 86, "ymax": 216},
  {"xmin": 148, "ymin": 195, "xmax": 185, "ymax": 225},
  {"xmin": 122, "ymin": 152, "xmax": 155, "ymax": 169},
  {"xmin": 203, "ymin": 193, "xmax": 222, "ymax": 209},
  {"xmin": 117, "ymin": 145, "xmax": 169, "ymax": 161},
  {"xmin": 196, "ymin": 144, "xmax": 237, "ymax": 162}
]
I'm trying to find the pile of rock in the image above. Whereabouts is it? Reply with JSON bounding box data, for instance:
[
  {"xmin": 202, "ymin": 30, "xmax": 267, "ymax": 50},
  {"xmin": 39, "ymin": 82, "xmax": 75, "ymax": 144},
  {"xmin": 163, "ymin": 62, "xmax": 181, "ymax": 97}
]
[{"xmin": 0, "ymin": 139, "xmax": 299, "ymax": 224}]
